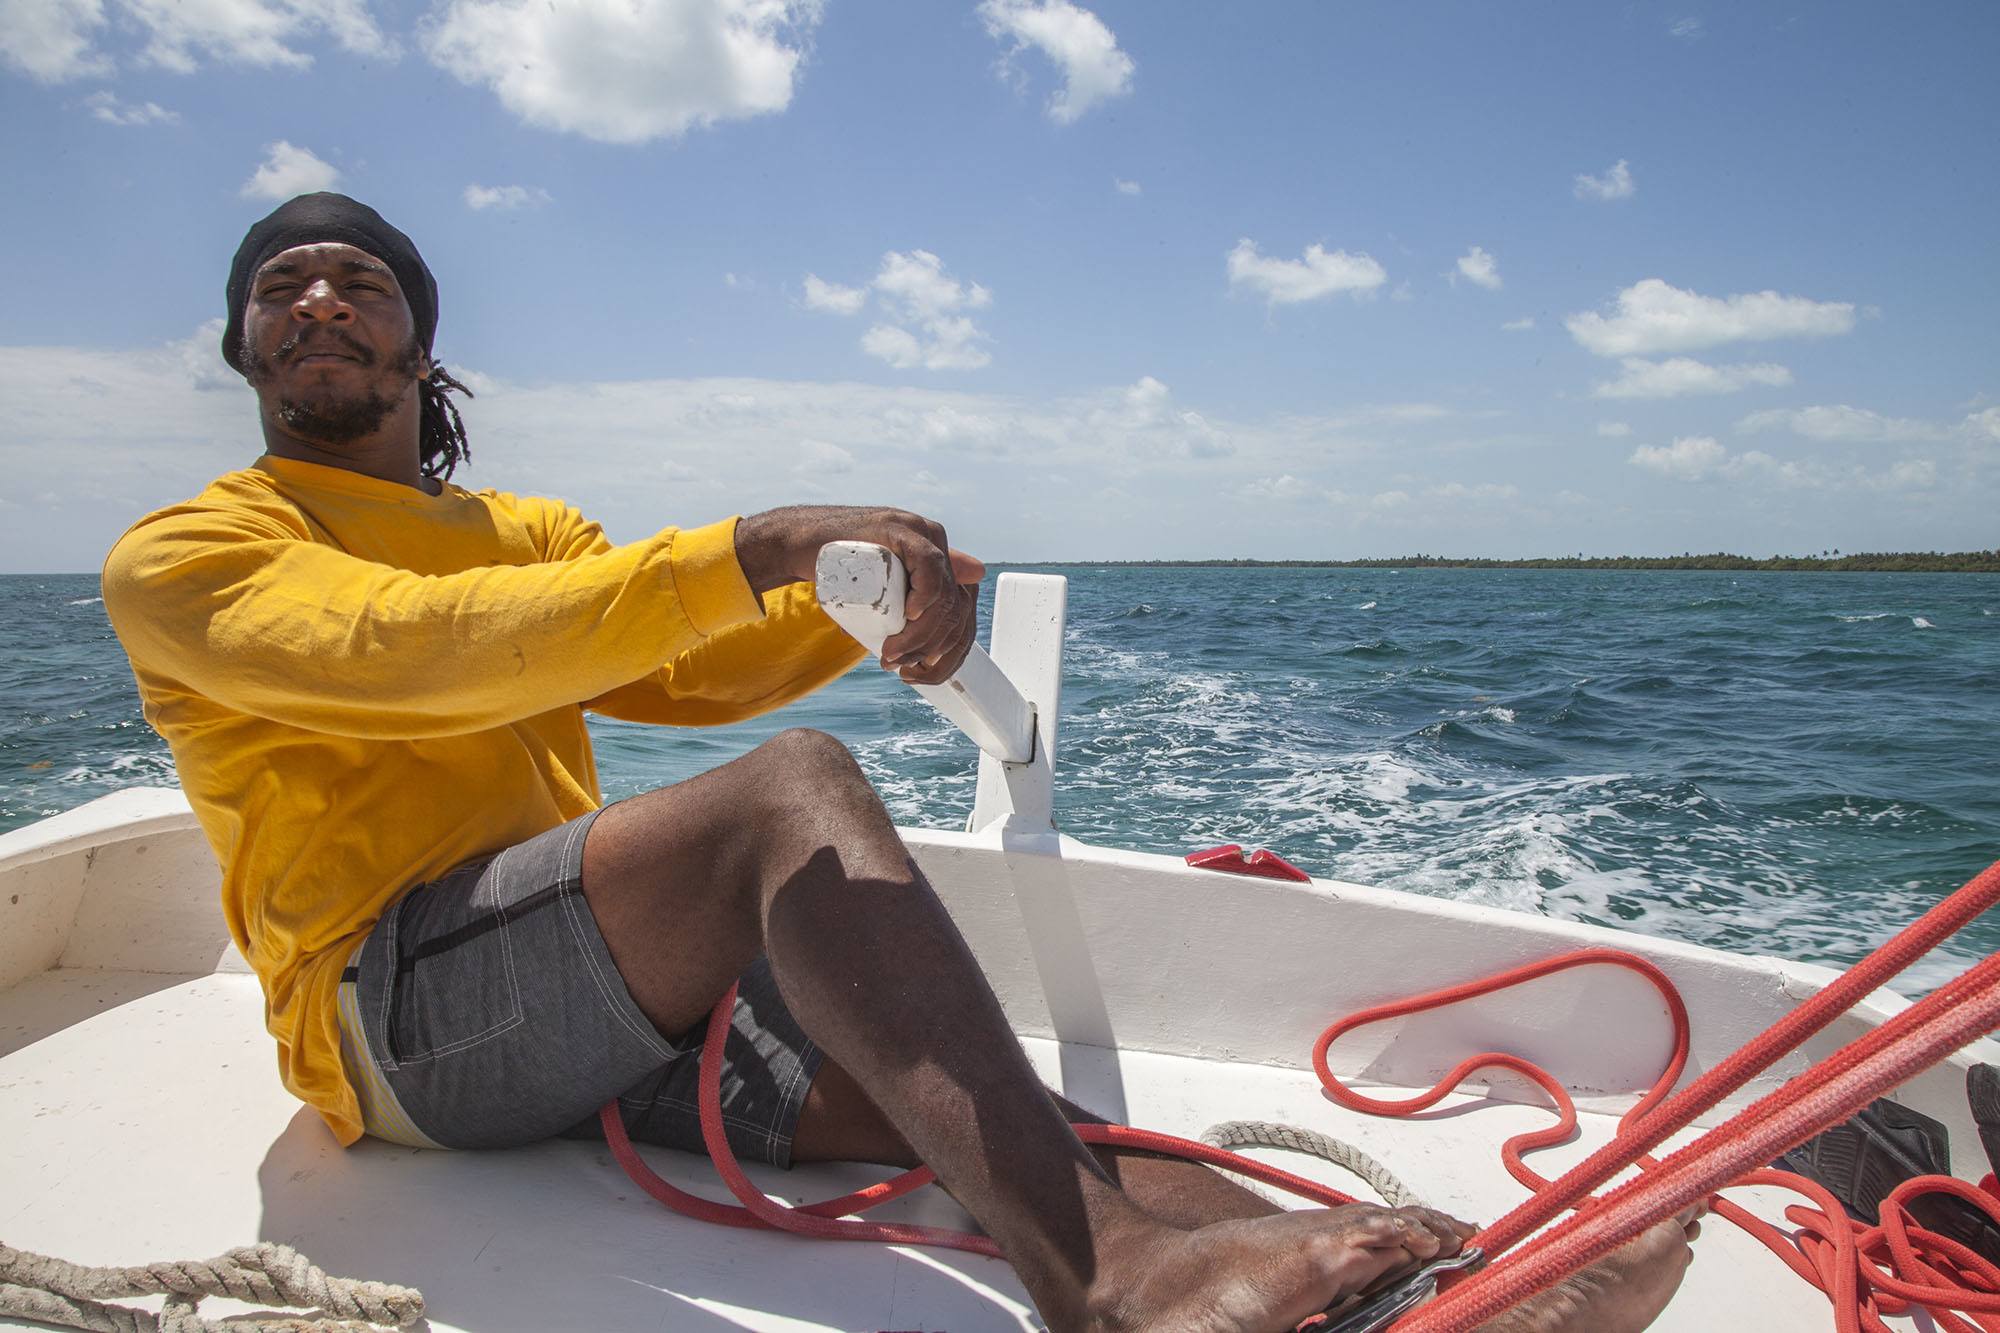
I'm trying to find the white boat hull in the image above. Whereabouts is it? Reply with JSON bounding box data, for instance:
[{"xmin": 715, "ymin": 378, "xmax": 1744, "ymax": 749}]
[{"xmin": 5, "ymin": 787, "xmax": 1995, "ymax": 1331}]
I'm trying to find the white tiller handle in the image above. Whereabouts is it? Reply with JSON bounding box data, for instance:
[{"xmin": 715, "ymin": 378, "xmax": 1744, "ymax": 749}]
[{"xmin": 814, "ymin": 541, "xmax": 1036, "ymax": 765}]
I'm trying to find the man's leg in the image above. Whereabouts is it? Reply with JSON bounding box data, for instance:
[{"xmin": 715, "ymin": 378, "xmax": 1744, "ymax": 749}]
[
  {"xmin": 582, "ymin": 728, "xmax": 1694, "ymax": 1332},
  {"xmin": 793, "ymin": 1055, "xmax": 1282, "ymax": 1227},
  {"xmin": 792, "ymin": 1048, "xmax": 1704, "ymax": 1333}
]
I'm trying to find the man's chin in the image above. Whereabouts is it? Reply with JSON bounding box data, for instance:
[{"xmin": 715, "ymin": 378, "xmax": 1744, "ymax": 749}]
[{"xmin": 274, "ymin": 391, "xmax": 398, "ymax": 446}]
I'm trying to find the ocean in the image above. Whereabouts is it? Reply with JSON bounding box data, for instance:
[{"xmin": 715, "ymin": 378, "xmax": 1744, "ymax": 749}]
[{"xmin": 4, "ymin": 567, "xmax": 1995, "ymax": 992}]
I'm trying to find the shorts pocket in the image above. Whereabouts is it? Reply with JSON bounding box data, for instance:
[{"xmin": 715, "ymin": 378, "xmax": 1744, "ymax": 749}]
[{"xmin": 381, "ymin": 871, "xmax": 524, "ymax": 1066}]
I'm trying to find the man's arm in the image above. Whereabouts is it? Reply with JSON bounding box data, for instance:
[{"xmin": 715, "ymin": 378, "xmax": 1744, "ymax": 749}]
[
  {"xmin": 583, "ymin": 581, "xmax": 867, "ymax": 725},
  {"xmin": 733, "ymin": 505, "xmax": 986, "ymax": 685},
  {"xmin": 103, "ymin": 505, "xmax": 757, "ymax": 739},
  {"xmin": 582, "ymin": 503, "xmax": 985, "ymax": 725}
]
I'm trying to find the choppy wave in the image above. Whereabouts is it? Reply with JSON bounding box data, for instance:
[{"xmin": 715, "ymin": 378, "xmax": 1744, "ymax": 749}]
[{"xmin": 6, "ymin": 566, "xmax": 1998, "ymax": 994}]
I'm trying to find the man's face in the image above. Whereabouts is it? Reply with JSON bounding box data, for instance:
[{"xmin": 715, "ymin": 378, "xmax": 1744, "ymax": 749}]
[{"xmin": 240, "ymin": 242, "xmax": 428, "ymax": 446}]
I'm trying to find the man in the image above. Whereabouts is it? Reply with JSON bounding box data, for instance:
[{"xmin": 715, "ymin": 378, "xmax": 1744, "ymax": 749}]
[{"xmin": 103, "ymin": 193, "xmax": 1699, "ymax": 1332}]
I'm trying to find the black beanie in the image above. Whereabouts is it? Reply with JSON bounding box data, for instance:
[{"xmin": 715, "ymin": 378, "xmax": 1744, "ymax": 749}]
[{"xmin": 222, "ymin": 192, "xmax": 438, "ymax": 376}]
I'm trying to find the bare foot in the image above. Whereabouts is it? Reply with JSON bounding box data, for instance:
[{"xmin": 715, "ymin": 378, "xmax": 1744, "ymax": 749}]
[
  {"xmin": 1086, "ymin": 1203, "xmax": 1476, "ymax": 1333},
  {"xmin": 1477, "ymin": 1208, "xmax": 1703, "ymax": 1333}
]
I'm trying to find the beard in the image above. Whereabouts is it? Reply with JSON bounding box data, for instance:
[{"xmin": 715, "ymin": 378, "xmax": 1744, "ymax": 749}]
[{"xmin": 242, "ymin": 330, "xmax": 425, "ymax": 447}]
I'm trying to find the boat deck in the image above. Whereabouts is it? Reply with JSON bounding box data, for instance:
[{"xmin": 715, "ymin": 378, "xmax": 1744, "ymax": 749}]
[{"xmin": 5, "ymin": 965, "xmax": 1853, "ymax": 1331}]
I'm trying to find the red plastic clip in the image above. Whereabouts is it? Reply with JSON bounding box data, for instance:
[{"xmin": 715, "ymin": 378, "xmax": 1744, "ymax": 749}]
[{"xmin": 1185, "ymin": 843, "xmax": 1313, "ymax": 883}]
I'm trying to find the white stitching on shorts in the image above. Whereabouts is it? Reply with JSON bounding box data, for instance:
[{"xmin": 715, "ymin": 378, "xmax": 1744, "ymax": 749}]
[
  {"xmin": 771, "ymin": 1034, "xmax": 817, "ymax": 1161},
  {"xmin": 376, "ymin": 902, "xmax": 400, "ymax": 1071}
]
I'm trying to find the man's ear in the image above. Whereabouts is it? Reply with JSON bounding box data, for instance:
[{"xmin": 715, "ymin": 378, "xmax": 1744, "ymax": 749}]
[{"xmin": 417, "ymin": 353, "xmax": 433, "ymax": 381}]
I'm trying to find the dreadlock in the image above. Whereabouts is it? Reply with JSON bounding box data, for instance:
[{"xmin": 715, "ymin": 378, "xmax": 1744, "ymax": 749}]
[{"xmin": 418, "ymin": 363, "xmax": 474, "ymax": 481}]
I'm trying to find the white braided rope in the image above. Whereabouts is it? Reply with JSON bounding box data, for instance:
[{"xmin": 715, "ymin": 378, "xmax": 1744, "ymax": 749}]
[
  {"xmin": 0, "ymin": 1242, "xmax": 423, "ymax": 1333},
  {"xmin": 1201, "ymin": 1120, "xmax": 1424, "ymax": 1209}
]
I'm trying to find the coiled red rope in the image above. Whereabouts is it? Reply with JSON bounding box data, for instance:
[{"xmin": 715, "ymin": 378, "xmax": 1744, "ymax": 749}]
[
  {"xmin": 1390, "ymin": 856, "xmax": 2000, "ymax": 1332},
  {"xmin": 602, "ymin": 856, "xmax": 2000, "ymax": 1332},
  {"xmin": 602, "ymin": 982, "xmax": 1364, "ymax": 1259}
]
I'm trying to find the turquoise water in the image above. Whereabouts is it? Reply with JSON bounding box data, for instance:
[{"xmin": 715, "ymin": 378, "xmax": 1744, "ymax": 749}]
[{"xmin": 4, "ymin": 568, "xmax": 1996, "ymax": 990}]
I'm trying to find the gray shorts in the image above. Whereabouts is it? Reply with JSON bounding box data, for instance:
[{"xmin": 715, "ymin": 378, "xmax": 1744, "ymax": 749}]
[{"xmin": 335, "ymin": 806, "xmax": 823, "ymax": 1165}]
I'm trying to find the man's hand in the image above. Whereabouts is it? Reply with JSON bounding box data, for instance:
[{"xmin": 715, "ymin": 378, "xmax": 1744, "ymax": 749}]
[{"xmin": 735, "ymin": 505, "xmax": 986, "ymax": 685}]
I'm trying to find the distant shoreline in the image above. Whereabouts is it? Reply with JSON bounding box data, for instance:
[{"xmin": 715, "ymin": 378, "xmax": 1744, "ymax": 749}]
[
  {"xmin": 7, "ymin": 551, "xmax": 1999, "ymax": 579},
  {"xmin": 1017, "ymin": 552, "xmax": 2000, "ymax": 573}
]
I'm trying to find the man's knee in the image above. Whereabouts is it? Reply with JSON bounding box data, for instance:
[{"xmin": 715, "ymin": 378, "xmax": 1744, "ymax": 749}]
[
  {"xmin": 747, "ymin": 728, "xmax": 896, "ymax": 837},
  {"xmin": 755, "ymin": 727, "xmax": 868, "ymax": 789}
]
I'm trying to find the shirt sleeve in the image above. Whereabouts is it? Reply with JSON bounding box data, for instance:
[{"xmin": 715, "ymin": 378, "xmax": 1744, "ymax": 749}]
[
  {"xmin": 103, "ymin": 501, "xmax": 763, "ymax": 739},
  {"xmin": 583, "ymin": 581, "xmax": 868, "ymax": 726},
  {"xmin": 532, "ymin": 503, "xmax": 867, "ymax": 726}
]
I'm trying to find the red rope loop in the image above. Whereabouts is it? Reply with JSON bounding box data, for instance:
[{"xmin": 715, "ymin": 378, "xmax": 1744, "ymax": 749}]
[
  {"xmin": 599, "ymin": 856, "xmax": 2000, "ymax": 1333},
  {"xmin": 601, "ymin": 980, "xmax": 1362, "ymax": 1262}
]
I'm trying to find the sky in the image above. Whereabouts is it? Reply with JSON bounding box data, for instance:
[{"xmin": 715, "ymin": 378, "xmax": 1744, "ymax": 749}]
[{"xmin": 1, "ymin": 0, "xmax": 1995, "ymax": 571}]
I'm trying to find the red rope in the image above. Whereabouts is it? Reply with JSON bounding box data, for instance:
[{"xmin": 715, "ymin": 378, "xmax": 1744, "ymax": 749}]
[
  {"xmin": 600, "ymin": 856, "xmax": 2000, "ymax": 1331},
  {"xmin": 1311, "ymin": 948, "xmax": 1690, "ymax": 1197},
  {"xmin": 601, "ymin": 980, "xmax": 1362, "ymax": 1261},
  {"xmin": 1444, "ymin": 856, "xmax": 2000, "ymax": 1262},
  {"xmin": 1397, "ymin": 951, "xmax": 2000, "ymax": 1331}
]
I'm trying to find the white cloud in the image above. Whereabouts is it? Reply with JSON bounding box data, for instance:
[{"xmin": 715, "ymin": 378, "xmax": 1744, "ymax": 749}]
[
  {"xmin": 795, "ymin": 438, "xmax": 854, "ymax": 475},
  {"xmin": 808, "ymin": 251, "xmax": 994, "ymax": 371},
  {"xmin": 1669, "ymin": 16, "xmax": 1703, "ymax": 40},
  {"xmin": 1227, "ymin": 238, "xmax": 1387, "ymax": 305},
  {"xmin": 122, "ymin": 0, "xmax": 392, "ymax": 72},
  {"xmin": 1627, "ymin": 436, "xmax": 1902, "ymax": 491},
  {"xmin": 873, "ymin": 251, "xmax": 991, "ymax": 321},
  {"xmin": 1966, "ymin": 407, "xmax": 2000, "ymax": 443},
  {"xmin": 1501, "ymin": 316, "xmax": 1536, "ymax": 332},
  {"xmin": 1566, "ymin": 278, "xmax": 1855, "ymax": 357},
  {"xmin": 1432, "ymin": 481, "xmax": 1519, "ymax": 502},
  {"xmin": 1455, "ymin": 245, "xmax": 1501, "ymax": 290},
  {"xmin": 802, "ymin": 273, "xmax": 868, "ymax": 315},
  {"xmin": 0, "ymin": 0, "xmax": 110, "ymax": 80},
  {"xmin": 424, "ymin": 0, "xmax": 822, "ymax": 145},
  {"xmin": 1736, "ymin": 404, "xmax": 1949, "ymax": 443},
  {"xmin": 1573, "ymin": 159, "xmax": 1635, "ymax": 202},
  {"xmin": 5, "ymin": 0, "xmax": 393, "ymax": 77},
  {"xmin": 1089, "ymin": 376, "xmax": 1231, "ymax": 458},
  {"xmin": 14, "ymin": 326, "xmax": 1979, "ymax": 571},
  {"xmin": 1596, "ymin": 421, "xmax": 1633, "ymax": 438},
  {"xmin": 1630, "ymin": 435, "xmax": 1727, "ymax": 480},
  {"xmin": 868, "ymin": 251, "xmax": 992, "ymax": 370},
  {"xmin": 1113, "ymin": 177, "xmax": 1141, "ymax": 196},
  {"xmin": 860, "ymin": 324, "xmax": 925, "ymax": 369},
  {"xmin": 1240, "ymin": 474, "xmax": 1315, "ymax": 502},
  {"xmin": 918, "ymin": 405, "xmax": 1004, "ymax": 446},
  {"xmin": 240, "ymin": 141, "xmax": 339, "ymax": 200},
  {"xmin": 464, "ymin": 183, "xmax": 551, "ymax": 210},
  {"xmin": 1339, "ymin": 403, "xmax": 1456, "ymax": 426},
  {"xmin": 978, "ymin": 0, "xmax": 1133, "ymax": 124},
  {"xmin": 1886, "ymin": 459, "xmax": 1937, "ymax": 490},
  {"xmin": 82, "ymin": 89, "xmax": 176, "ymax": 123},
  {"xmin": 1592, "ymin": 356, "xmax": 1792, "ymax": 399}
]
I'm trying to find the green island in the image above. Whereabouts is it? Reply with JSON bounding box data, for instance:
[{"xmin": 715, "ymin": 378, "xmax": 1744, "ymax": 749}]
[{"xmin": 1028, "ymin": 550, "xmax": 2000, "ymax": 573}]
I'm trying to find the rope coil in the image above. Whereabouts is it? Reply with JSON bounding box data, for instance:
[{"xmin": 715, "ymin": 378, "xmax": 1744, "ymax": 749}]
[
  {"xmin": 0, "ymin": 1241, "xmax": 423, "ymax": 1333},
  {"xmin": 1199, "ymin": 1119, "xmax": 1422, "ymax": 1209}
]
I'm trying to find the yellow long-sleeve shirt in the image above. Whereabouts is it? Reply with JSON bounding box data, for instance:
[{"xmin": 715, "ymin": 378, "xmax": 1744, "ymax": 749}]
[{"xmin": 102, "ymin": 455, "xmax": 865, "ymax": 1144}]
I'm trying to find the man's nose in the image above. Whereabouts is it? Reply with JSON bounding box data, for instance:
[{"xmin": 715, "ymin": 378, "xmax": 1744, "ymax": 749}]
[{"xmin": 292, "ymin": 280, "xmax": 354, "ymax": 322}]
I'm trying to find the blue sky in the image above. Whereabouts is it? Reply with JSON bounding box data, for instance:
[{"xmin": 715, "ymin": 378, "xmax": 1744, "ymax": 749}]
[{"xmin": 2, "ymin": 1, "xmax": 1995, "ymax": 571}]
